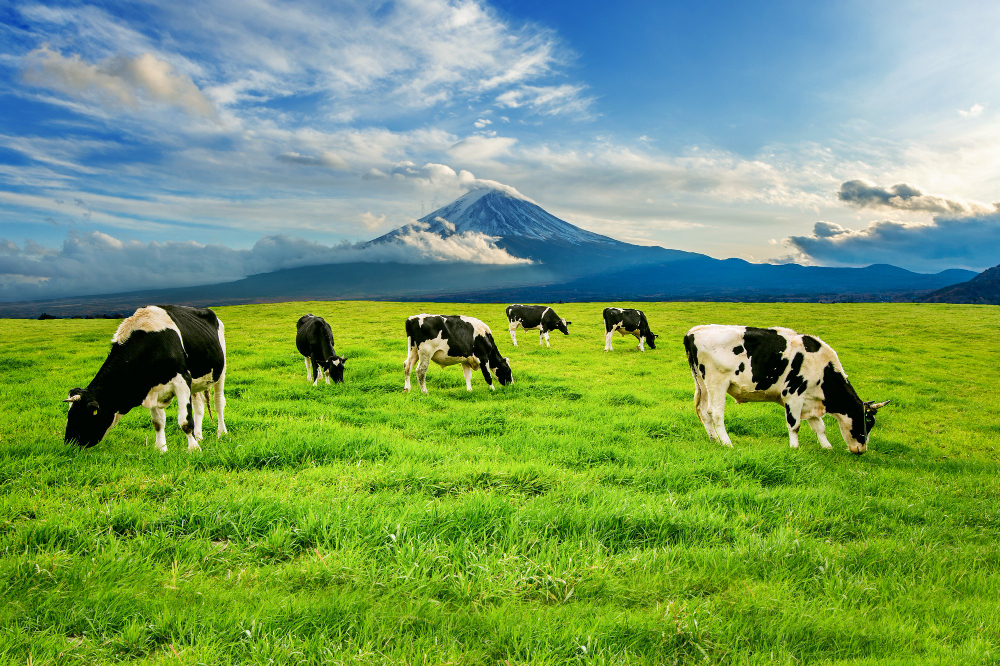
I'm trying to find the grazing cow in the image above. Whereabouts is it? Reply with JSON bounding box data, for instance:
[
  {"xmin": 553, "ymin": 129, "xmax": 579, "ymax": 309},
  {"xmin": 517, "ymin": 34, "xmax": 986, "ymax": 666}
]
[
  {"xmin": 505, "ymin": 304, "xmax": 571, "ymax": 347},
  {"xmin": 403, "ymin": 314, "xmax": 513, "ymax": 394},
  {"xmin": 683, "ymin": 324, "xmax": 889, "ymax": 454},
  {"xmin": 603, "ymin": 307, "xmax": 658, "ymax": 351},
  {"xmin": 64, "ymin": 305, "xmax": 227, "ymax": 452},
  {"xmin": 296, "ymin": 314, "xmax": 346, "ymax": 385}
]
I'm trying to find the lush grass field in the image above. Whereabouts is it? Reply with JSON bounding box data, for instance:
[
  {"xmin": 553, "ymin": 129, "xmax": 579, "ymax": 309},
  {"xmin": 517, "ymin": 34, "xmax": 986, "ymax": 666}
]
[{"xmin": 1, "ymin": 301, "xmax": 999, "ymax": 664}]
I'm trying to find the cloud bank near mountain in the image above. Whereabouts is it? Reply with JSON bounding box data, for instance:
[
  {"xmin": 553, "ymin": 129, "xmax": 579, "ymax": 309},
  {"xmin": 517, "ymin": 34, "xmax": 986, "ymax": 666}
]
[
  {"xmin": 0, "ymin": 227, "xmax": 528, "ymax": 302},
  {"xmin": 785, "ymin": 181, "xmax": 1000, "ymax": 272}
]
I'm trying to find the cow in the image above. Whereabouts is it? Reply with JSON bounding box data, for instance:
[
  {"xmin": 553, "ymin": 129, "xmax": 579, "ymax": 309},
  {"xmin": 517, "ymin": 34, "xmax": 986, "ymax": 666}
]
[
  {"xmin": 64, "ymin": 305, "xmax": 227, "ymax": 453},
  {"xmin": 505, "ymin": 304, "xmax": 571, "ymax": 347},
  {"xmin": 683, "ymin": 324, "xmax": 889, "ymax": 454},
  {"xmin": 603, "ymin": 307, "xmax": 658, "ymax": 351},
  {"xmin": 296, "ymin": 314, "xmax": 346, "ymax": 385},
  {"xmin": 403, "ymin": 314, "xmax": 513, "ymax": 394}
]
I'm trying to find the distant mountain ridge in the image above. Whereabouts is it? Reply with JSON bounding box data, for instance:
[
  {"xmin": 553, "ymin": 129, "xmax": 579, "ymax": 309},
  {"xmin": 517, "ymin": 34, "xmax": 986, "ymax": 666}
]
[
  {"xmin": 920, "ymin": 263, "xmax": 1000, "ymax": 304},
  {"xmin": 0, "ymin": 185, "xmax": 980, "ymax": 317}
]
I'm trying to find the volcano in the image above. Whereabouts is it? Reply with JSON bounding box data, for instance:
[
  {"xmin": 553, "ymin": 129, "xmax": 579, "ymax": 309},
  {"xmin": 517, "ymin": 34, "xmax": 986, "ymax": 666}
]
[{"xmin": 0, "ymin": 185, "xmax": 978, "ymax": 317}]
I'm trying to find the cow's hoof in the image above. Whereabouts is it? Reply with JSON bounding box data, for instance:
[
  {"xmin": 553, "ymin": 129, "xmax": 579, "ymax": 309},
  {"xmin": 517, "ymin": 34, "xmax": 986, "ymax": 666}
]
[{"xmin": 188, "ymin": 443, "xmax": 202, "ymax": 452}]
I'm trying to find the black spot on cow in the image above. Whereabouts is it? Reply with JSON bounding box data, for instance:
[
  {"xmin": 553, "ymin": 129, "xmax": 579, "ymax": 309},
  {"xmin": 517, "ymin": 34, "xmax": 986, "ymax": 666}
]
[
  {"xmin": 784, "ymin": 353, "xmax": 807, "ymax": 396},
  {"xmin": 742, "ymin": 327, "xmax": 788, "ymax": 391},
  {"xmin": 683, "ymin": 333, "xmax": 701, "ymax": 377},
  {"xmin": 785, "ymin": 404, "xmax": 798, "ymax": 429},
  {"xmin": 733, "ymin": 345, "xmax": 744, "ymax": 355},
  {"xmin": 802, "ymin": 335, "xmax": 822, "ymax": 353},
  {"xmin": 735, "ymin": 362, "xmax": 745, "ymax": 375},
  {"xmin": 821, "ymin": 362, "xmax": 867, "ymax": 444}
]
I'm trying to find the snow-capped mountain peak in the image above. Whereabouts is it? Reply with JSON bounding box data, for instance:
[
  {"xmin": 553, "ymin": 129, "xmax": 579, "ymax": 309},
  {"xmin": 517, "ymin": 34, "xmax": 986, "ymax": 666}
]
[{"xmin": 371, "ymin": 185, "xmax": 617, "ymax": 246}]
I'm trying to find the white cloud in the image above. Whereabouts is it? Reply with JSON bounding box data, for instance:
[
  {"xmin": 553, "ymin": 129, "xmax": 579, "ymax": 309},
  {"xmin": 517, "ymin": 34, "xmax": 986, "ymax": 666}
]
[
  {"xmin": 474, "ymin": 118, "xmax": 492, "ymax": 128},
  {"xmin": 447, "ymin": 135, "xmax": 517, "ymax": 163},
  {"xmin": 22, "ymin": 46, "xmax": 216, "ymax": 118},
  {"xmin": 359, "ymin": 211, "xmax": 386, "ymax": 230},
  {"xmin": 958, "ymin": 103, "xmax": 986, "ymax": 117},
  {"xmin": 0, "ymin": 227, "xmax": 529, "ymax": 301}
]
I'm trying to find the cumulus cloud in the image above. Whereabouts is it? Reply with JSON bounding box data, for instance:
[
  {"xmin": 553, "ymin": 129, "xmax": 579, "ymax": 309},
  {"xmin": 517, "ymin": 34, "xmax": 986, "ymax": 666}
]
[
  {"xmin": 784, "ymin": 213, "xmax": 1000, "ymax": 272},
  {"xmin": 959, "ymin": 103, "xmax": 986, "ymax": 117},
  {"xmin": 22, "ymin": 46, "xmax": 216, "ymax": 118},
  {"xmin": 0, "ymin": 228, "xmax": 529, "ymax": 301},
  {"xmin": 837, "ymin": 179, "xmax": 996, "ymax": 216},
  {"xmin": 474, "ymin": 118, "xmax": 492, "ymax": 128}
]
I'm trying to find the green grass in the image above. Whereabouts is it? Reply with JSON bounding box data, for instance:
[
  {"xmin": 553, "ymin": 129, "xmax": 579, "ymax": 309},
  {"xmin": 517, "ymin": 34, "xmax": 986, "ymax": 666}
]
[{"xmin": 1, "ymin": 301, "xmax": 999, "ymax": 664}]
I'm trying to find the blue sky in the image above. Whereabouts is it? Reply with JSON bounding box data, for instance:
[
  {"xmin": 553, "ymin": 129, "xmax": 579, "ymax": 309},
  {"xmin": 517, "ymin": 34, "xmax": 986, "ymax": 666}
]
[{"xmin": 2, "ymin": 0, "xmax": 1000, "ymax": 300}]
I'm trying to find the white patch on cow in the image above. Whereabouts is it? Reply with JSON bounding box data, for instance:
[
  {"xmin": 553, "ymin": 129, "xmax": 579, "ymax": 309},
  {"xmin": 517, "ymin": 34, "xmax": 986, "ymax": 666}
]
[
  {"xmin": 332, "ymin": 358, "xmax": 342, "ymax": 366},
  {"xmin": 458, "ymin": 315, "xmax": 493, "ymax": 340},
  {"xmin": 304, "ymin": 357, "xmax": 312, "ymax": 381},
  {"xmin": 112, "ymin": 306, "xmax": 181, "ymax": 347}
]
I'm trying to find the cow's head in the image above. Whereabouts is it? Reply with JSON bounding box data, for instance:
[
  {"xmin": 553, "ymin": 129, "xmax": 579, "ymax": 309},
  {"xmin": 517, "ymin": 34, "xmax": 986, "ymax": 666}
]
[
  {"xmin": 644, "ymin": 330, "xmax": 659, "ymax": 350},
  {"xmin": 834, "ymin": 399, "xmax": 890, "ymax": 455},
  {"xmin": 64, "ymin": 388, "xmax": 115, "ymax": 447},
  {"xmin": 323, "ymin": 356, "xmax": 346, "ymax": 383},
  {"xmin": 494, "ymin": 356, "xmax": 513, "ymax": 386},
  {"xmin": 556, "ymin": 318, "xmax": 571, "ymax": 335}
]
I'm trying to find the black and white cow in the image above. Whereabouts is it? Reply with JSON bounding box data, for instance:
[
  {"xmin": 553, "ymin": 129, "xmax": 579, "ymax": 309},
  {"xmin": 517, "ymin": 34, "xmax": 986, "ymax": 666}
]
[
  {"xmin": 296, "ymin": 314, "xmax": 346, "ymax": 385},
  {"xmin": 64, "ymin": 305, "xmax": 227, "ymax": 453},
  {"xmin": 603, "ymin": 307, "xmax": 658, "ymax": 351},
  {"xmin": 505, "ymin": 304, "xmax": 571, "ymax": 347},
  {"xmin": 403, "ymin": 314, "xmax": 513, "ymax": 394},
  {"xmin": 683, "ymin": 324, "xmax": 889, "ymax": 454}
]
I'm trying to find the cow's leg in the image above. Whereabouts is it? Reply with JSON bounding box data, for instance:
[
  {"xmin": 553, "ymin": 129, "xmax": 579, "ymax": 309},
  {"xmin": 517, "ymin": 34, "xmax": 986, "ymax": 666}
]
[
  {"xmin": 785, "ymin": 402, "xmax": 803, "ymax": 449},
  {"xmin": 312, "ymin": 359, "xmax": 322, "ymax": 387},
  {"xmin": 416, "ymin": 350, "xmax": 431, "ymax": 394},
  {"xmin": 171, "ymin": 375, "xmax": 200, "ymax": 451},
  {"xmin": 324, "ymin": 365, "xmax": 331, "ymax": 385},
  {"xmin": 543, "ymin": 330, "xmax": 551, "ymax": 347},
  {"xmin": 690, "ymin": 368, "xmax": 710, "ymax": 434},
  {"xmin": 150, "ymin": 406, "xmax": 168, "ymax": 453},
  {"xmin": 462, "ymin": 364, "xmax": 473, "ymax": 391},
  {"xmin": 604, "ymin": 330, "xmax": 613, "ymax": 351},
  {"xmin": 213, "ymin": 370, "xmax": 227, "ymax": 437},
  {"xmin": 705, "ymin": 380, "xmax": 732, "ymax": 446},
  {"xmin": 478, "ymin": 355, "xmax": 495, "ymax": 391},
  {"xmin": 509, "ymin": 322, "xmax": 518, "ymax": 347},
  {"xmin": 637, "ymin": 333, "xmax": 644, "ymax": 352},
  {"xmin": 192, "ymin": 392, "xmax": 205, "ymax": 440},
  {"xmin": 808, "ymin": 416, "xmax": 833, "ymax": 449},
  {"xmin": 304, "ymin": 357, "xmax": 312, "ymax": 382},
  {"xmin": 403, "ymin": 345, "xmax": 418, "ymax": 392}
]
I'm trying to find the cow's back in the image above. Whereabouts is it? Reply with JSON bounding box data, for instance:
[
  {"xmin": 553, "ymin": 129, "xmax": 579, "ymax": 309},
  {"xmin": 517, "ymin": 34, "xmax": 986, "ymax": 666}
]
[
  {"xmin": 296, "ymin": 315, "xmax": 334, "ymax": 360},
  {"xmin": 159, "ymin": 305, "xmax": 226, "ymax": 382}
]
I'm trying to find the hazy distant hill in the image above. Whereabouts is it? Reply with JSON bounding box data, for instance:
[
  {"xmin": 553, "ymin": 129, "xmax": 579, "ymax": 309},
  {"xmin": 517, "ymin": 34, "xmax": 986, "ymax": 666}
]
[
  {"xmin": 0, "ymin": 185, "xmax": 978, "ymax": 317},
  {"xmin": 920, "ymin": 264, "xmax": 1000, "ymax": 304}
]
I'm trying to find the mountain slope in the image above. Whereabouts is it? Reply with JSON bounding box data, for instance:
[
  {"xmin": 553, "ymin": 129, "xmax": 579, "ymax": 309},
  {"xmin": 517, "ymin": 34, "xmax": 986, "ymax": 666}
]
[{"xmin": 920, "ymin": 263, "xmax": 1000, "ymax": 304}]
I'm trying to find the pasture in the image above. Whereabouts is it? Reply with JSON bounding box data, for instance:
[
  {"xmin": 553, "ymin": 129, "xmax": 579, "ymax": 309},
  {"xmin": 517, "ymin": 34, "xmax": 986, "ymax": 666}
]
[{"xmin": 1, "ymin": 301, "xmax": 999, "ymax": 664}]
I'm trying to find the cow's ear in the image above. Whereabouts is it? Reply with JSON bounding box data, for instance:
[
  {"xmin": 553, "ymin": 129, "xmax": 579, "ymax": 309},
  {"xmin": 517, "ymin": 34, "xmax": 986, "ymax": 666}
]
[
  {"xmin": 564, "ymin": 320, "xmax": 571, "ymax": 325},
  {"xmin": 87, "ymin": 399, "xmax": 100, "ymax": 414},
  {"xmin": 340, "ymin": 357, "xmax": 347, "ymax": 364}
]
